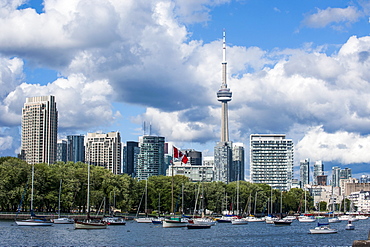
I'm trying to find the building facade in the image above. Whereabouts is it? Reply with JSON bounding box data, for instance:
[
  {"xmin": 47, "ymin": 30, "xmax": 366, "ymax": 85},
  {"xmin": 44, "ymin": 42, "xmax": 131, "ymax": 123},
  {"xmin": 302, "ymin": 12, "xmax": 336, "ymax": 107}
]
[
  {"xmin": 136, "ymin": 135, "xmax": 165, "ymax": 180},
  {"xmin": 231, "ymin": 143, "xmax": 245, "ymax": 181},
  {"xmin": 85, "ymin": 132, "xmax": 122, "ymax": 175},
  {"xmin": 56, "ymin": 139, "xmax": 67, "ymax": 162},
  {"xmin": 214, "ymin": 141, "xmax": 233, "ymax": 183},
  {"xmin": 166, "ymin": 161, "xmax": 214, "ymax": 182},
  {"xmin": 313, "ymin": 161, "xmax": 324, "ymax": 185},
  {"xmin": 123, "ymin": 141, "xmax": 139, "ymax": 177},
  {"xmin": 67, "ymin": 135, "xmax": 85, "ymax": 163},
  {"xmin": 299, "ymin": 158, "xmax": 310, "ymax": 188},
  {"xmin": 20, "ymin": 95, "xmax": 58, "ymax": 164},
  {"xmin": 250, "ymin": 134, "xmax": 294, "ymax": 191},
  {"xmin": 332, "ymin": 166, "xmax": 352, "ymax": 187}
]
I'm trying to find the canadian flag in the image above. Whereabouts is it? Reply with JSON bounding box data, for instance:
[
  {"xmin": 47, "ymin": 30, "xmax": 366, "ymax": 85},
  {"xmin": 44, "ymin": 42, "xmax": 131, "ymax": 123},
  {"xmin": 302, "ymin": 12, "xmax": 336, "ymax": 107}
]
[{"xmin": 173, "ymin": 146, "xmax": 188, "ymax": 164}]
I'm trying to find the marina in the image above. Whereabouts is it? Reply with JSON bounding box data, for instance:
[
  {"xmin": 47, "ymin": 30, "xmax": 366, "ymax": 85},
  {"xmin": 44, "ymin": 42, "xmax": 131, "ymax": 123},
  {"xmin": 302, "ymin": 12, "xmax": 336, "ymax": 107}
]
[{"xmin": 2, "ymin": 217, "xmax": 370, "ymax": 246}]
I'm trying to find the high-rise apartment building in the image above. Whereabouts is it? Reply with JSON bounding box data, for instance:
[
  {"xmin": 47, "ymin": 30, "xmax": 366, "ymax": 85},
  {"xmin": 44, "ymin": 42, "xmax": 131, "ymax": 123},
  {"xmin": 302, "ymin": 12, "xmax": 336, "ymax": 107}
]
[
  {"xmin": 250, "ymin": 134, "xmax": 294, "ymax": 191},
  {"xmin": 136, "ymin": 135, "xmax": 165, "ymax": 180},
  {"xmin": 231, "ymin": 143, "xmax": 245, "ymax": 181},
  {"xmin": 20, "ymin": 95, "xmax": 58, "ymax": 164},
  {"xmin": 123, "ymin": 141, "xmax": 139, "ymax": 177},
  {"xmin": 67, "ymin": 135, "xmax": 85, "ymax": 163},
  {"xmin": 313, "ymin": 161, "xmax": 324, "ymax": 185},
  {"xmin": 85, "ymin": 132, "xmax": 122, "ymax": 175},
  {"xmin": 332, "ymin": 166, "xmax": 352, "ymax": 187},
  {"xmin": 56, "ymin": 139, "xmax": 67, "ymax": 162},
  {"xmin": 214, "ymin": 141, "xmax": 233, "ymax": 183},
  {"xmin": 300, "ymin": 158, "xmax": 310, "ymax": 187}
]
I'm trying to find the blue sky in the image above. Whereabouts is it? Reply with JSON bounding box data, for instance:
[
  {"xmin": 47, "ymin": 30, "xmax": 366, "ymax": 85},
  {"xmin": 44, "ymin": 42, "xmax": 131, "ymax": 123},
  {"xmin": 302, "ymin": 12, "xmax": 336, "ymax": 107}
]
[{"xmin": 1, "ymin": 0, "xmax": 370, "ymax": 180}]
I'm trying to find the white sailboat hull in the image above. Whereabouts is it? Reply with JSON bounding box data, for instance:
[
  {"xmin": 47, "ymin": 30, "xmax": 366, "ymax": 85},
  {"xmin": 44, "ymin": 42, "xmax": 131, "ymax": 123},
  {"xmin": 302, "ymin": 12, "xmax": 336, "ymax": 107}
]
[
  {"xmin": 231, "ymin": 219, "xmax": 248, "ymax": 225},
  {"xmin": 162, "ymin": 219, "xmax": 188, "ymax": 228},
  {"xmin": 135, "ymin": 217, "xmax": 154, "ymax": 223},
  {"xmin": 15, "ymin": 219, "xmax": 53, "ymax": 226},
  {"xmin": 53, "ymin": 217, "xmax": 74, "ymax": 224}
]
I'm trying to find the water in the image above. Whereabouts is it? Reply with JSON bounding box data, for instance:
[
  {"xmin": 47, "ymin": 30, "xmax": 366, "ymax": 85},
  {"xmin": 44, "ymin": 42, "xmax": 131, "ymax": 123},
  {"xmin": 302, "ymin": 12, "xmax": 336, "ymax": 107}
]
[{"xmin": 1, "ymin": 219, "xmax": 369, "ymax": 246}]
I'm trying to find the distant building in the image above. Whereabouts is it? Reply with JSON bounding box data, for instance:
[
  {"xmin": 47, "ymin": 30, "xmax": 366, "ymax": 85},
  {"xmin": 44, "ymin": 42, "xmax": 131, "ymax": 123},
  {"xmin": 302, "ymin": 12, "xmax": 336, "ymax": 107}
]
[
  {"xmin": 123, "ymin": 141, "xmax": 139, "ymax": 177},
  {"xmin": 56, "ymin": 139, "xmax": 67, "ymax": 162},
  {"xmin": 214, "ymin": 141, "xmax": 233, "ymax": 183},
  {"xmin": 313, "ymin": 161, "xmax": 324, "ymax": 185},
  {"xmin": 250, "ymin": 134, "xmax": 294, "ymax": 191},
  {"xmin": 332, "ymin": 166, "xmax": 352, "ymax": 187},
  {"xmin": 20, "ymin": 95, "xmax": 58, "ymax": 164},
  {"xmin": 85, "ymin": 132, "xmax": 122, "ymax": 175},
  {"xmin": 232, "ymin": 143, "xmax": 245, "ymax": 181},
  {"xmin": 317, "ymin": 175, "xmax": 327, "ymax": 186},
  {"xmin": 360, "ymin": 175, "xmax": 370, "ymax": 183},
  {"xmin": 186, "ymin": 149, "xmax": 202, "ymax": 166},
  {"xmin": 348, "ymin": 191, "xmax": 370, "ymax": 213},
  {"xmin": 67, "ymin": 135, "xmax": 85, "ymax": 163},
  {"xmin": 136, "ymin": 135, "xmax": 165, "ymax": 180},
  {"xmin": 166, "ymin": 161, "xmax": 214, "ymax": 182},
  {"xmin": 300, "ymin": 159, "xmax": 310, "ymax": 188}
]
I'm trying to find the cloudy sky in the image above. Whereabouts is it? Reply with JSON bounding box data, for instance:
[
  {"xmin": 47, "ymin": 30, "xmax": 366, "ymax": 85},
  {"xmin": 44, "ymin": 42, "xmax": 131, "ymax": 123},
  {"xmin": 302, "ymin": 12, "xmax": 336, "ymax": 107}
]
[{"xmin": 1, "ymin": 0, "xmax": 370, "ymax": 179}]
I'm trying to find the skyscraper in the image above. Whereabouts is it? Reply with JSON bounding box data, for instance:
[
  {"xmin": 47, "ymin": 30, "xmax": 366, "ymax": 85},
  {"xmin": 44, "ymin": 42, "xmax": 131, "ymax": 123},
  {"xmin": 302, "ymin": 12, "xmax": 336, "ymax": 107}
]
[
  {"xmin": 67, "ymin": 135, "xmax": 85, "ymax": 163},
  {"xmin": 123, "ymin": 141, "xmax": 139, "ymax": 177},
  {"xmin": 56, "ymin": 139, "xmax": 67, "ymax": 162},
  {"xmin": 250, "ymin": 134, "xmax": 294, "ymax": 191},
  {"xmin": 20, "ymin": 95, "xmax": 58, "ymax": 164},
  {"xmin": 214, "ymin": 30, "xmax": 233, "ymax": 183},
  {"xmin": 85, "ymin": 132, "xmax": 122, "ymax": 175},
  {"xmin": 232, "ymin": 143, "xmax": 245, "ymax": 181},
  {"xmin": 136, "ymin": 135, "xmax": 165, "ymax": 180},
  {"xmin": 300, "ymin": 158, "xmax": 310, "ymax": 187},
  {"xmin": 313, "ymin": 161, "xmax": 324, "ymax": 185}
]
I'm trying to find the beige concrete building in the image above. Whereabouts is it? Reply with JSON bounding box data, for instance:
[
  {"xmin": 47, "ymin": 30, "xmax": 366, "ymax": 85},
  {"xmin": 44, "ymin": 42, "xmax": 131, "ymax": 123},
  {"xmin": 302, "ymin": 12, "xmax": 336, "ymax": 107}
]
[
  {"xmin": 20, "ymin": 95, "xmax": 58, "ymax": 164},
  {"xmin": 85, "ymin": 132, "xmax": 122, "ymax": 175}
]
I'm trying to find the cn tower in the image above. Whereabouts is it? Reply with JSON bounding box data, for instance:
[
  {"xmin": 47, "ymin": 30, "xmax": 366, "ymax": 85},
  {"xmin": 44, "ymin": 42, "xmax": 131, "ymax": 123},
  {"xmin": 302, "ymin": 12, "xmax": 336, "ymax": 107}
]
[{"xmin": 217, "ymin": 30, "xmax": 232, "ymax": 142}]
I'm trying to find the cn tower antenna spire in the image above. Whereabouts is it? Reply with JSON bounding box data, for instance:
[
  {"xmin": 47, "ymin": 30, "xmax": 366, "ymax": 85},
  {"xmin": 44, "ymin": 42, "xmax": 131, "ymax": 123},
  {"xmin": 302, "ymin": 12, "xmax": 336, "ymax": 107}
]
[
  {"xmin": 217, "ymin": 29, "xmax": 232, "ymax": 142},
  {"xmin": 222, "ymin": 29, "xmax": 227, "ymax": 89}
]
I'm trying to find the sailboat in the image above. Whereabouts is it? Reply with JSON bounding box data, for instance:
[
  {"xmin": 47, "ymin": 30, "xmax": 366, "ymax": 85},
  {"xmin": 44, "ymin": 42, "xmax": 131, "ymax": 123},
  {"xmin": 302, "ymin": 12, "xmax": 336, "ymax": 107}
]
[
  {"xmin": 53, "ymin": 179, "xmax": 74, "ymax": 224},
  {"xmin": 298, "ymin": 190, "xmax": 316, "ymax": 223},
  {"xmin": 231, "ymin": 180, "xmax": 248, "ymax": 225},
  {"xmin": 135, "ymin": 180, "xmax": 154, "ymax": 223},
  {"xmin": 74, "ymin": 163, "xmax": 107, "ymax": 229},
  {"xmin": 15, "ymin": 165, "xmax": 53, "ymax": 226},
  {"xmin": 273, "ymin": 190, "xmax": 292, "ymax": 226},
  {"xmin": 163, "ymin": 151, "xmax": 188, "ymax": 228}
]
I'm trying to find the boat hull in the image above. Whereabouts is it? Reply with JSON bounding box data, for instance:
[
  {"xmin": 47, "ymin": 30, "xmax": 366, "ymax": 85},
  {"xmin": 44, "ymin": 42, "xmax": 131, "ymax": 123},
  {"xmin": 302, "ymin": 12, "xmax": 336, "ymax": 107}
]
[
  {"xmin": 310, "ymin": 229, "xmax": 338, "ymax": 234},
  {"xmin": 273, "ymin": 220, "xmax": 292, "ymax": 226},
  {"xmin": 187, "ymin": 224, "xmax": 211, "ymax": 229},
  {"xmin": 74, "ymin": 221, "xmax": 107, "ymax": 229},
  {"xmin": 53, "ymin": 218, "xmax": 74, "ymax": 224},
  {"xmin": 135, "ymin": 218, "xmax": 153, "ymax": 223},
  {"xmin": 15, "ymin": 219, "xmax": 53, "ymax": 226},
  {"xmin": 162, "ymin": 220, "xmax": 188, "ymax": 228},
  {"xmin": 231, "ymin": 219, "xmax": 248, "ymax": 225}
]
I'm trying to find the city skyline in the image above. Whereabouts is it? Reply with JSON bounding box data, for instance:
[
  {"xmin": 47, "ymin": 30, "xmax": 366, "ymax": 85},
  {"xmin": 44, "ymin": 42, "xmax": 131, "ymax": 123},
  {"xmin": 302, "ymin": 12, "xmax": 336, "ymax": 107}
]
[{"xmin": 1, "ymin": 1, "xmax": 370, "ymax": 178}]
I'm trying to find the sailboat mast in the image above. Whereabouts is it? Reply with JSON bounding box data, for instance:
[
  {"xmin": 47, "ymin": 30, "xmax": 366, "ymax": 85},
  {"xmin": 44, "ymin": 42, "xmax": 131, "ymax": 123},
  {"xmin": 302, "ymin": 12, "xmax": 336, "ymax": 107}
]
[
  {"xmin": 31, "ymin": 165, "xmax": 34, "ymax": 213},
  {"xmin": 182, "ymin": 183, "xmax": 184, "ymax": 214},
  {"xmin": 58, "ymin": 179, "xmax": 62, "ymax": 218},
  {"xmin": 87, "ymin": 162, "xmax": 90, "ymax": 216},
  {"xmin": 280, "ymin": 190, "xmax": 283, "ymax": 214},
  {"xmin": 236, "ymin": 180, "xmax": 239, "ymax": 215}
]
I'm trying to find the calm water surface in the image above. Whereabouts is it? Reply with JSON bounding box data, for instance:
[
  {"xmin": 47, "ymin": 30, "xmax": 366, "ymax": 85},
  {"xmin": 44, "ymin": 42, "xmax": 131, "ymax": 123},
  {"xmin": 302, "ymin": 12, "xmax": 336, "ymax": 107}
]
[{"xmin": 1, "ymin": 219, "xmax": 369, "ymax": 246}]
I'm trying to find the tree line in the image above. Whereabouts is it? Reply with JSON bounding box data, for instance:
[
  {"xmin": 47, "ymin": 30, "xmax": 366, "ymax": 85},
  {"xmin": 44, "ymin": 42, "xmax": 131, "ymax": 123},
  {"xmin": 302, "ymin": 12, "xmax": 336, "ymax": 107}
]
[{"xmin": 0, "ymin": 157, "xmax": 317, "ymax": 215}]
